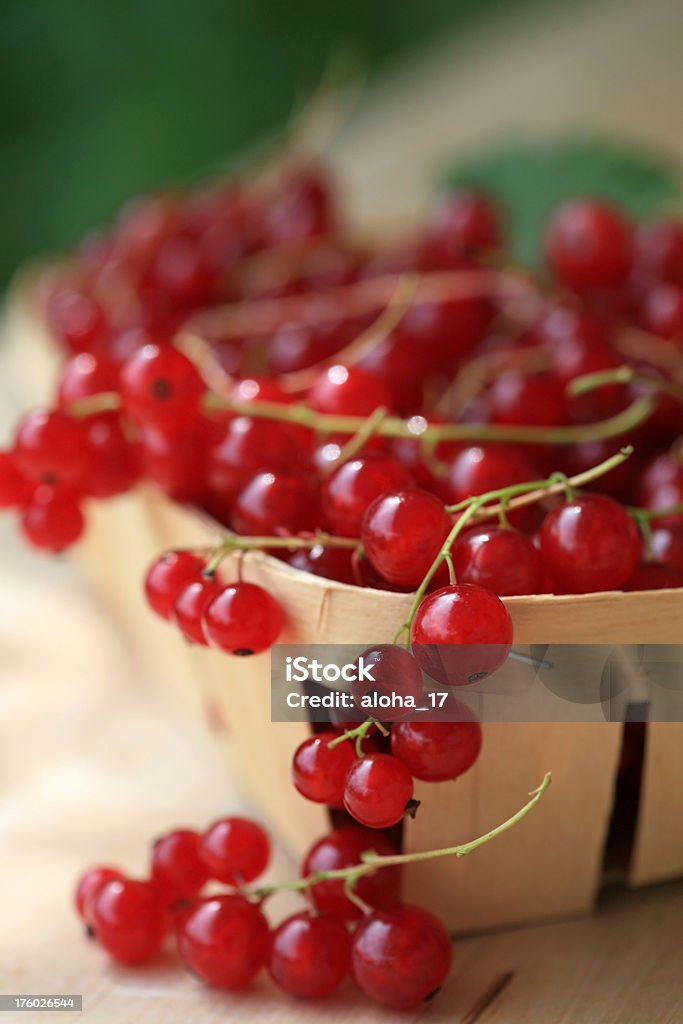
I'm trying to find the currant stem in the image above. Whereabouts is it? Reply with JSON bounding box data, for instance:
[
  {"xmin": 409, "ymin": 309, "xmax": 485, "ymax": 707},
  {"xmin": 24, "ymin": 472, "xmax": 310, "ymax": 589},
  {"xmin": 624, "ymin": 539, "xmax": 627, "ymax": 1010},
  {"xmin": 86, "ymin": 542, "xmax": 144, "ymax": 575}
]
[
  {"xmin": 569, "ymin": 365, "xmax": 683, "ymax": 405},
  {"xmin": 250, "ymin": 773, "xmax": 551, "ymax": 902},
  {"xmin": 326, "ymin": 406, "xmax": 389, "ymax": 474},
  {"xmin": 202, "ymin": 531, "xmax": 360, "ymax": 576},
  {"xmin": 327, "ymin": 718, "xmax": 389, "ymax": 757},
  {"xmin": 204, "ymin": 393, "xmax": 654, "ymax": 447}
]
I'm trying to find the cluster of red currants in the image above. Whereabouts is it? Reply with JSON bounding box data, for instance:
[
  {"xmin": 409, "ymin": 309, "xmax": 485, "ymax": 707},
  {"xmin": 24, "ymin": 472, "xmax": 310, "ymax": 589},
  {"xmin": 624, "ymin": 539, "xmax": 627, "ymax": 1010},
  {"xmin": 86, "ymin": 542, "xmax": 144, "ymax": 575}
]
[{"xmin": 76, "ymin": 816, "xmax": 451, "ymax": 1010}]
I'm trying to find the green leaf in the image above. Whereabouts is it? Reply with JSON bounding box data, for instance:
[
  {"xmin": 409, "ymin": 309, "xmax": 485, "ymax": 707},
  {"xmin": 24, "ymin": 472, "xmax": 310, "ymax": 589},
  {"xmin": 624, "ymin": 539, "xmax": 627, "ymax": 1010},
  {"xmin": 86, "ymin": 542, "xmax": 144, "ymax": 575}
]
[{"xmin": 443, "ymin": 138, "xmax": 682, "ymax": 266}]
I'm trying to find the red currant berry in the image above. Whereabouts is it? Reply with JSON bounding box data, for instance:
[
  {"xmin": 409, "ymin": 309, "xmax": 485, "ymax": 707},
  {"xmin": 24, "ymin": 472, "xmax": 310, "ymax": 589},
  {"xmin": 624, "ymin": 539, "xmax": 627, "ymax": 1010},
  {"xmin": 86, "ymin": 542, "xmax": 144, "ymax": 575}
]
[
  {"xmin": 635, "ymin": 217, "xmax": 683, "ymax": 286},
  {"xmin": 80, "ymin": 411, "xmax": 139, "ymax": 498},
  {"xmin": 264, "ymin": 166, "xmax": 335, "ymax": 245},
  {"xmin": 147, "ymin": 235, "xmax": 217, "ymax": 308},
  {"xmin": 14, "ymin": 409, "xmax": 89, "ymax": 487},
  {"xmin": 544, "ymin": 199, "xmax": 633, "ymax": 291},
  {"xmin": 292, "ymin": 732, "xmax": 359, "ymax": 806},
  {"xmin": 172, "ymin": 578, "xmax": 222, "ymax": 645},
  {"xmin": 57, "ymin": 353, "xmax": 119, "ymax": 408},
  {"xmin": 308, "ymin": 365, "xmax": 393, "ymax": 417},
  {"xmin": 207, "ymin": 416, "xmax": 300, "ymax": 507},
  {"xmin": 410, "ymin": 583, "xmax": 513, "ymax": 686},
  {"xmin": 0, "ymin": 451, "xmax": 32, "ymax": 509},
  {"xmin": 203, "ymin": 582, "xmax": 283, "ymax": 655},
  {"xmin": 75, "ymin": 866, "xmax": 124, "ymax": 926},
  {"xmin": 119, "ymin": 344, "xmax": 205, "ymax": 432},
  {"xmin": 343, "ymin": 753, "xmax": 414, "ymax": 829},
  {"xmin": 486, "ymin": 371, "xmax": 569, "ymax": 427},
  {"xmin": 391, "ymin": 717, "xmax": 482, "ymax": 782},
  {"xmin": 361, "ymin": 489, "xmax": 449, "ymax": 586},
  {"xmin": 452, "ymin": 526, "xmax": 543, "ymax": 596},
  {"xmin": 352, "ymin": 904, "xmax": 452, "ymax": 1010},
  {"xmin": 232, "ymin": 470, "xmax": 319, "ymax": 536},
  {"xmin": 91, "ymin": 877, "xmax": 170, "ymax": 965},
  {"xmin": 640, "ymin": 283, "xmax": 683, "ymax": 344},
  {"xmin": 623, "ymin": 561, "xmax": 683, "ymax": 591},
  {"xmin": 427, "ymin": 189, "xmax": 502, "ymax": 252},
  {"xmin": 301, "ymin": 826, "xmax": 399, "ymax": 921},
  {"xmin": 268, "ymin": 911, "xmax": 351, "ymax": 999},
  {"xmin": 288, "ymin": 543, "xmax": 356, "ymax": 585},
  {"xmin": 151, "ymin": 829, "xmax": 209, "ymax": 901},
  {"xmin": 46, "ymin": 288, "xmax": 109, "ymax": 353},
  {"xmin": 21, "ymin": 486, "xmax": 85, "ymax": 551},
  {"xmin": 351, "ymin": 646, "xmax": 423, "ymax": 721},
  {"xmin": 441, "ymin": 444, "xmax": 538, "ymax": 530},
  {"xmin": 358, "ymin": 330, "xmax": 429, "ymax": 413},
  {"xmin": 144, "ymin": 550, "xmax": 205, "ymax": 620},
  {"xmin": 200, "ymin": 817, "xmax": 270, "ymax": 885},
  {"xmin": 321, "ymin": 453, "xmax": 411, "ymax": 537},
  {"xmin": 138, "ymin": 421, "xmax": 209, "ymax": 503},
  {"xmin": 539, "ymin": 494, "xmax": 640, "ymax": 593},
  {"xmin": 177, "ymin": 894, "xmax": 270, "ymax": 988},
  {"xmin": 651, "ymin": 525, "xmax": 683, "ymax": 574}
]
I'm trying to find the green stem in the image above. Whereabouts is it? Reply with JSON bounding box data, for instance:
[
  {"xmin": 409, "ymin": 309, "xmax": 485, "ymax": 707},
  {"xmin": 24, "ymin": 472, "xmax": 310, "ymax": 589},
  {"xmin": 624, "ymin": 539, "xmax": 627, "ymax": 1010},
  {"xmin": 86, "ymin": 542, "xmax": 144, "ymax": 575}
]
[
  {"xmin": 203, "ymin": 531, "xmax": 360, "ymax": 576},
  {"xmin": 328, "ymin": 718, "xmax": 388, "ymax": 757},
  {"xmin": 569, "ymin": 366, "xmax": 683, "ymax": 405},
  {"xmin": 326, "ymin": 406, "xmax": 389, "ymax": 473},
  {"xmin": 204, "ymin": 393, "xmax": 654, "ymax": 446},
  {"xmin": 627, "ymin": 502, "xmax": 683, "ymax": 521},
  {"xmin": 251, "ymin": 773, "xmax": 551, "ymax": 901}
]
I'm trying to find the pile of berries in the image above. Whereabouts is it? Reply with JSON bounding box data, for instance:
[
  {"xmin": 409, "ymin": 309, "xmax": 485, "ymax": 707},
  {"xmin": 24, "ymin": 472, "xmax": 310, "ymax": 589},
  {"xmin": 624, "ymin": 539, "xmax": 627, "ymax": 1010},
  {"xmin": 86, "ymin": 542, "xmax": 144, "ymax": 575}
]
[
  {"xmin": 75, "ymin": 816, "xmax": 452, "ymax": 1010},
  {"xmin": 4, "ymin": 156, "xmax": 682, "ymax": 1009}
]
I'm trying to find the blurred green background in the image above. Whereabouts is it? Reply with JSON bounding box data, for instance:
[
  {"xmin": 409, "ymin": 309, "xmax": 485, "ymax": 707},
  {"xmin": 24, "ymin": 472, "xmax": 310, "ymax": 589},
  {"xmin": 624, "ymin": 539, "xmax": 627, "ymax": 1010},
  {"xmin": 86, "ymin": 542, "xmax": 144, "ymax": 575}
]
[{"xmin": 0, "ymin": 0, "xmax": 532, "ymax": 286}]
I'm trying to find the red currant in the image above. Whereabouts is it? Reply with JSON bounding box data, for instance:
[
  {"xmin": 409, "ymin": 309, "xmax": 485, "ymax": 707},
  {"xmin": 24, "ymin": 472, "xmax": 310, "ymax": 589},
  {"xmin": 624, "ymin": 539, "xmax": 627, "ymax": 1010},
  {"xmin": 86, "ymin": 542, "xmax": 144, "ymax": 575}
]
[
  {"xmin": 343, "ymin": 752, "xmax": 414, "ymax": 829},
  {"xmin": 91, "ymin": 877, "xmax": 170, "ymax": 965},
  {"xmin": 151, "ymin": 829, "xmax": 209, "ymax": 901},
  {"xmin": 301, "ymin": 826, "xmax": 399, "ymax": 921},
  {"xmin": 268, "ymin": 911, "xmax": 351, "ymax": 999},
  {"xmin": 232, "ymin": 470, "xmax": 319, "ymax": 536},
  {"xmin": 288, "ymin": 543, "xmax": 356, "ymax": 585},
  {"xmin": 321, "ymin": 453, "xmax": 411, "ymax": 537},
  {"xmin": 539, "ymin": 494, "xmax": 640, "ymax": 593},
  {"xmin": 21, "ymin": 486, "xmax": 85, "ymax": 551},
  {"xmin": 410, "ymin": 583, "xmax": 513, "ymax": 686},
  {"xmin": 391, "ymin": 717, "xmax": 482, "ymax": 781},
  {"xmin": 351, "ymin": 646, "xmax": 423, "ymax": 721},
  {"xmin": 544, "ymin": 199, "xmax": 633, "ymax": 291},
  {"xmin": 640, "ymin": 283, "xmax": 683, "ymax": 344},
  {"xmin": 427, "ymin": 189, "xmax": 502, "ymax": 252},
  {"xmin": 206, "ymin": 416, "xmax": 300, "ymax": 507},
  {"xmin": 308, "ymin": 365, "xmax": 394, "ymax": 417},
  {"xmin": 361, "ymin": 489, "xmax": 449, "ymax": 586},
  {"xmin": 172, "ymin": 578, "xmax": 222, "ymax": 645},
  {"xmin": 351, "ymin": 903, "xmax": 452, "ymax": 1010},
  {"xmin": 80, "ymin": 411, "xmax": 139, "ymax": 498},
  {"xmin": 203, "ymin": 582, "xmax": 284, "ymax": 655},
  {"xmin": 75, "ymin": 866, "xmax": 124, "ymax": 926},
  {"xmin": 177, "ymin": 894, "xmax": 269, "ymax": 988},
  {"xmin": 0, "ymin": 451, "xmax": 32, "ymax": 508},
  {"xmin": 14, "ymin": 409, "xmax": 89, "ymax": 487},
  {"xmin": 57, "ymin": 353, "xmax": 119, "ymax": 408},
  {"xmin": 46, "ymin": 287, "xmax": 109, "ymax": 353},
  {"xmin": 651, "ymin": 525, "xmax": 683, "ymax": 574},
  {"xmin": 144, "ymin": 551, "xmax": 206, "ymax": 620},
  {"xmin": 440, "ymin": 444, "xmax": 538, "ymax": 530},
  {"xmin": 200, "ymin": 817, "xmax": 270, "ymax": 885},
  {"xmin": 119, "ymin": 344, "xmax": 205, "ymax": 432},
  {"xmin": 452, "ymin": 526, "xmax": 543, "ymax": 595},
  {"xmin": 292, "ymin": 732, "xmax": 359, "ymax": 806},
  {"xmin": 635, "ymin": 217, "xmax": 683, "ymax": 286},
  {"xmin": 623, "ymin": 561, "xmax": 683, "ymax": 590}
]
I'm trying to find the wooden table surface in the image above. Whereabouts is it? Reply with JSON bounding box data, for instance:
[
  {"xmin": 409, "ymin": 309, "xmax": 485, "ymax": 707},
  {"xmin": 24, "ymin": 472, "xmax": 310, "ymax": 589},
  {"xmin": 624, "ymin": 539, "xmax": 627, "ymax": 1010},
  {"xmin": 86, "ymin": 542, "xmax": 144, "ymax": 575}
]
[{"xmin": 3, "ymin": 0, "xmax": 683, "ymax": 1019}]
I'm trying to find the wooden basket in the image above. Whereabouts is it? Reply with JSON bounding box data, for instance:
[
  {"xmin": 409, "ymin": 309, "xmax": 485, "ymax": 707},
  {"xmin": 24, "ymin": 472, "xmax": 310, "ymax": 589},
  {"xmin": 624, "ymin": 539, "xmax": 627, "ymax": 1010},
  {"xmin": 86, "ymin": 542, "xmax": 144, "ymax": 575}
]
[{"xmin": 7, "ymin": 274, "xmax": 683, "ymax": 934}]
